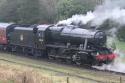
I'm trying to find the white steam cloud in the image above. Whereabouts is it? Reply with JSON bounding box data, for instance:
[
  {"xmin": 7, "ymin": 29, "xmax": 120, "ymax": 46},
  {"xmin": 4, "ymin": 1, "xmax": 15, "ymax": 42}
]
[
  {"xmin": 58, "ymin": 12, "xmax": 94, "ymax": 25},
  {"xmin": 58, "ymin": 0, "xmax": 125, "ymax": 26},
  {"xmin": 92, "ymin": 0, "xmax": 125, "ymax": 73},
  {"xmin": 57, "ymin": 0, "xmax": 125, "ymax": 73}
]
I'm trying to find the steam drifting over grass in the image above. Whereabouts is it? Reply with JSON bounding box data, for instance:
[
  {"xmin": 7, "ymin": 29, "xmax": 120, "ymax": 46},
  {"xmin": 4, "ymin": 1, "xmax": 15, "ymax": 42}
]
[{"xmin": 92, "ymin": 49, "xmax": 125, "ymax": 73}]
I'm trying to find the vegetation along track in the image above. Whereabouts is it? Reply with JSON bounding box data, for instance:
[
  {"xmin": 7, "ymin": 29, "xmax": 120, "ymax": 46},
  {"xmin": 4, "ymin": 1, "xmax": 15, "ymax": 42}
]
[{"xmin": 0, "ymin": 51, "xmax": 125, "ymax": 83}]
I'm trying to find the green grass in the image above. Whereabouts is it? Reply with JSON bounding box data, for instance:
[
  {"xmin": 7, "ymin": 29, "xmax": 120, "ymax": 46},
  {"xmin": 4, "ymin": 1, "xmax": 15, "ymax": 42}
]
[
  {"xmin": 115, "ymin": 40, "xmax": 125, "ymax": 61},
  {"xmin": 116, "ymin": 40, "xmax": 125, "ymax": 51},
  {"xmin": 0, "ymin": 80, "xmax": 14, "ymax": 83}
]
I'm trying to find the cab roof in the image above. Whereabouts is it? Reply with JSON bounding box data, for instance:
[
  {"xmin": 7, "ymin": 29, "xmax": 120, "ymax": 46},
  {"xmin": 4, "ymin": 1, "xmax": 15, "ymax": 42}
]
[
  {"xmin": 0, "ymin": 23, "xmax": 13, "ymax": 29},
  {"xmin": 37, "ymin": 25, "xmax": 51, "ymax": 31}
]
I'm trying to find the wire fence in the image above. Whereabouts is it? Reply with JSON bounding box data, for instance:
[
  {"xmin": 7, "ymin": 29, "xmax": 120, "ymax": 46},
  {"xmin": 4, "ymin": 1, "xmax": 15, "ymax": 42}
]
[
  {"xmin": 32, "ymin": 75, "xmax": 125, "ymax": 83},
  {"xmin": 0, "ymin": 71, "xmax": 124, "ymax": 83},
  {"xmin": 50, "ymin": 76, "xmax": 125, "ymax": 83},
  {"xmin": 21, "ymin": 73, "xmax": 125, "ymax": 83}
]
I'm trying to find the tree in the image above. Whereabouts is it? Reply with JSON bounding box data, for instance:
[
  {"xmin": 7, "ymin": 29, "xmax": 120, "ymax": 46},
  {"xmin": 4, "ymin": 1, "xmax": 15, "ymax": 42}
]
[
  {"xmin": 0, "ymin": 0, "xmax": 41, "ymax": 24},
  {"xmin": 39, "ymin": 0, "xmax": 59, "ymax": 23},
  {"xmin": 57, "ymin": 0, "xmax": 95, "ymax": 20},
  {"xmin": 0, "ymin": 0, "xmax": 19, "ymax": 22},
  {"xmin": 117, "ymin": 26, "xmax": 125, "ymax": 41},
  {"xmin": 0, "ymin": 0, "xmax": 104, "ymax": 24},
  {"xmin": 17, "ymin": 0, "xmax": 40, "ymax": 24}
]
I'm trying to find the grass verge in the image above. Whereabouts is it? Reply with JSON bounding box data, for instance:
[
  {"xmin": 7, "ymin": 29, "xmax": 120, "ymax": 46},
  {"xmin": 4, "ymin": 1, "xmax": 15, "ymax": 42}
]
[{"xmin": 0, "ymin": 53, "xmax": 124, "ymax": 83}]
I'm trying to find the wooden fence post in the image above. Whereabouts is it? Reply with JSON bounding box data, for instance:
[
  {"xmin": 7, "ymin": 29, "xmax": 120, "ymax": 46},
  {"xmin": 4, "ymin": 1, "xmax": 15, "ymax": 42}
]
[
  {"xmin": 67, "ymin": 77, "xmax": 69, "ymax": 83},
  {"xmin": 120, "ymin": 77, "xmax": 122, "ymax": 83},
  {"xmin": 23, "ymin": 75, "xmax": 26, "ymax": 83},
  {"xmin": 67, "ymin": 73, "xmax": 69, "ymax": 83}
]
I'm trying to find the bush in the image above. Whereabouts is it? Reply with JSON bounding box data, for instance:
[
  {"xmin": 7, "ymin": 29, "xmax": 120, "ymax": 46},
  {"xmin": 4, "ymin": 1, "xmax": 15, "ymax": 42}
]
[
  {"xmin": 117, "ymin": 26, "xmax": 125, "ymax": 41},
  {"xmin": 57, "ymin": 0, "xmax": 94, "ymax": 20},
  {"xmin": 0, "ymin": 0, "xmax": 101, "ymax": 24}
]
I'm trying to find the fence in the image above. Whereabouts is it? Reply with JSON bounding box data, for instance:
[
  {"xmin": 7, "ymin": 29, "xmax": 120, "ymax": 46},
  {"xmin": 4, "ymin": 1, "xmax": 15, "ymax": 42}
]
[{"xmin": 21, "ymin": 73, "xmax": 125, "ymax": 83}]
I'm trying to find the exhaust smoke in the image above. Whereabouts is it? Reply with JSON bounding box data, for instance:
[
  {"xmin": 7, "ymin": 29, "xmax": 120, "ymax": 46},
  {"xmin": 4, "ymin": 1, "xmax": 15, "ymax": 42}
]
[
  {"xmin": 57, "ymin": 0, "xmax": 125, "ymax": 73},
  {"xmin": 58, "ymin": 0, "xmax": 125, "ymax": 27}
]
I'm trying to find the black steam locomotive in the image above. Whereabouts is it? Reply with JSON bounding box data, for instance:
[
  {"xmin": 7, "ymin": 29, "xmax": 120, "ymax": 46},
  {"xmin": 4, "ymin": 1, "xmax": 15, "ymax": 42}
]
[{"xmin": 0, "ymin": 23, "xmax": 116, "ymax": 65}]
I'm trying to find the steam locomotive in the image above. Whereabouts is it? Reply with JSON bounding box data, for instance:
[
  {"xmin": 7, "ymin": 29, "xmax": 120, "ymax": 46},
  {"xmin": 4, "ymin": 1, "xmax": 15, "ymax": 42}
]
[{"xmin": 0, "ymin": 23, "xmax": 116, "ymax": 65}]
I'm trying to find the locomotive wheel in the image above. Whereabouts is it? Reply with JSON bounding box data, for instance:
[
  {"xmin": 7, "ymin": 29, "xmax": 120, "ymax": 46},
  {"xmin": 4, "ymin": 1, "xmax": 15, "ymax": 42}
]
[
  {"xmin": 48, "ymin": 56, "xmax": 55, "ymax": 60},
  {"xmin": 66, "ymin": 59, "xmax": 72, "ymax": 64},
  {"xmin": 72, "ymin": 54, "xmax": 82, "ymax": 65},
  {"xmin": 48, "ymin": 49, "xmax": 56, "ymax": 60},
  {"xmin": 75, "ymin": 61, "xmax": 81, "ymax": 65},
  {"xmin": 2, "ymin": 46, "xmax": 7, "ymax": 51},
  {"xmin": 97, "ymin": 63, "xmax": 103, "ymax": 66},
  {"xmin": 34, "ymin": 49, "xmax": 42, "ymax": 57}
]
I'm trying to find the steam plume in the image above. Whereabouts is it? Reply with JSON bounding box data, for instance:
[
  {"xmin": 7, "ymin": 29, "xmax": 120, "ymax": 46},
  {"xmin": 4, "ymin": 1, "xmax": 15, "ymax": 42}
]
[
  {"xmin": 58, "ymin": 0, "xmax": 125, "ymax": 73},
  {"xmin": 58, "ymin": 0, "xmax": 125, "ymax": 27}
]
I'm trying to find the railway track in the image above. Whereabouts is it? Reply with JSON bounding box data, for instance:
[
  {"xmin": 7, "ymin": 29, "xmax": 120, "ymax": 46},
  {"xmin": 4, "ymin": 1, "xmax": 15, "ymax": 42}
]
[
  {"xmin": 7, "ymin": 51, "xmax": 125, "ymax": 76},
  {"xmin": 0, "ymin": 51, "xmax": 125, "ymax": 83}
]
